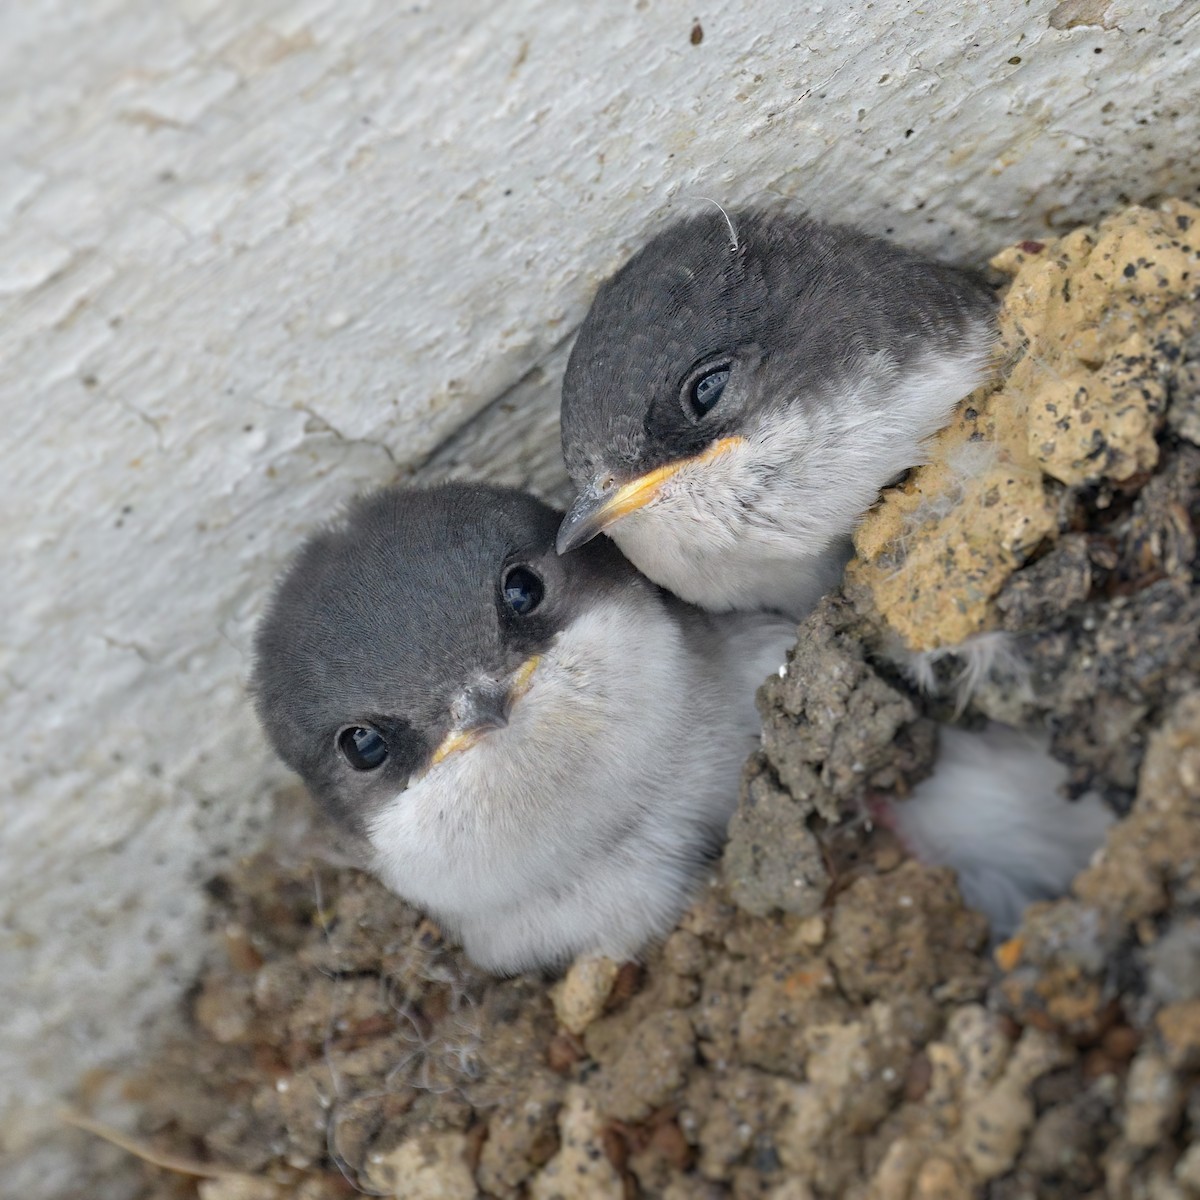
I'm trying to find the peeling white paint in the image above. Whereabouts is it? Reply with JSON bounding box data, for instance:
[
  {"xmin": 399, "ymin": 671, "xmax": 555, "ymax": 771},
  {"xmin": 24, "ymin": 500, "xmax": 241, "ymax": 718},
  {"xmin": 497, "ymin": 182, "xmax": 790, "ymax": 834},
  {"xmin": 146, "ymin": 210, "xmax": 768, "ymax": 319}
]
[{"xmin": 1, "ymin": 0, "xmax": 1197, "ymax": 1192}]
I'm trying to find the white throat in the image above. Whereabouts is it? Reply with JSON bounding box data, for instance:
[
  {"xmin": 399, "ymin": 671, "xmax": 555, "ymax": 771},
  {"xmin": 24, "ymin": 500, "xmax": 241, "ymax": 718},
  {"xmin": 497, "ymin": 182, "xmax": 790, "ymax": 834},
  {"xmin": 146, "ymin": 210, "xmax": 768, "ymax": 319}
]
[
  {"xmin": 612, "ymin": 334, "xmax": 995, "ymax": 617},
  {"xmin": 367, "ymin": 594, "xmax": 794, "ymax": 972}
]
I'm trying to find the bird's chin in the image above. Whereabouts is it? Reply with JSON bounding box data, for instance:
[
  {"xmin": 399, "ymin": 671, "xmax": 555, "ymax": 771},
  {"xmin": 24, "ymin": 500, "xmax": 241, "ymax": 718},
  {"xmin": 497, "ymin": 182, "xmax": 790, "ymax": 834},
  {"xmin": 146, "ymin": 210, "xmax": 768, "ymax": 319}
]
[{"xmin": 604, "ymin": 500, "xmax": 847, "ymax": 619}]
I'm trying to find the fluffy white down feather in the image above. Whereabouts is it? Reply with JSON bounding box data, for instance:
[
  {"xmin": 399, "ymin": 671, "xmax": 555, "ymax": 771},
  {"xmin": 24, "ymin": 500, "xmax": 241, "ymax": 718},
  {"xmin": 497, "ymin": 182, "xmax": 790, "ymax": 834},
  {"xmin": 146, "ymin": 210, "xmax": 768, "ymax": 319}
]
[{"xmin": 880, "ymin": 724, "xmax": 1114, "ymax": 939}]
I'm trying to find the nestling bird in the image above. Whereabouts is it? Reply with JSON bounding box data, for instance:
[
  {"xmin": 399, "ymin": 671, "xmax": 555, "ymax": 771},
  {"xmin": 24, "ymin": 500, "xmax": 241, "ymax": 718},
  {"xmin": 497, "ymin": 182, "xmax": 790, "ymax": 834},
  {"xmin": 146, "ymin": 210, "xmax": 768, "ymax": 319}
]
[
  {"xmin": 557, "ymin": 208, "xmax": 1112, "ymax": 936},
  {"xmin": 252, "ymin": 483, "xmax": 794, "ymax": 973},
  {"xmin": 557, "ymin": 208, "xmax": 999, "ymax": 615}
]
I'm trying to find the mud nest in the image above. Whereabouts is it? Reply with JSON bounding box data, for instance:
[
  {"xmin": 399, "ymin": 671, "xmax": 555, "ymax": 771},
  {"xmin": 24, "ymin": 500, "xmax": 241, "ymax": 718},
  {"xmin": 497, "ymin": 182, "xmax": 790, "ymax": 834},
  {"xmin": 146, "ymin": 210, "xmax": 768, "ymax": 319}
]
[{"xmin": 82, "ymin": 200, "xmax": 1200, "ymax": 1200}]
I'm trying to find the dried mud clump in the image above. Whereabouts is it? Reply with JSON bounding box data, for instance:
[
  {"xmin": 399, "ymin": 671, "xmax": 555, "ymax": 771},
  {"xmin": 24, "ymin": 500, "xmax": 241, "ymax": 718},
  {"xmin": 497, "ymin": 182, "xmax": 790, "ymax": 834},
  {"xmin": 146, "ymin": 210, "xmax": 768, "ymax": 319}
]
[
  {"xmin": 851, "ymin": 198, "xmax": 1199, "ymax": 655},
  {"xmin": 84, "ymin": 201, "xmax": 1200, "ymax": 1199}
]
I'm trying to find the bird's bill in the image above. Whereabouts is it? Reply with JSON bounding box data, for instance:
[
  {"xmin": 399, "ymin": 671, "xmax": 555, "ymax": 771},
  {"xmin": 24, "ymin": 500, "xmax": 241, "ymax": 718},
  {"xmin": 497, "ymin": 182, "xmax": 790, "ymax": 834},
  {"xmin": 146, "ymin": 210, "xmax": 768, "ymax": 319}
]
[
  {"xmin": 556, "ymin": 470, "xmax": 673, "ymax": 555},
  {"xmin": 556, "ymin": 437, "xmax": 745, "ymax": 554},
  {"xmin": 429, "ymin": 655, "xmax": 539, "ymax": 766},
  {"xmin": 429, "ymin": 726, "xmax": 489, "ymax": 765}
]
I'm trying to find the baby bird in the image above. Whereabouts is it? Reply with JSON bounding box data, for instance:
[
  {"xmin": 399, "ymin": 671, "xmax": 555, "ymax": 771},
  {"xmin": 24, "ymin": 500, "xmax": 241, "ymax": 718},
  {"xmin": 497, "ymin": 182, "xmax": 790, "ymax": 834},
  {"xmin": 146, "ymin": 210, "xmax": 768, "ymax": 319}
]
[
  {"xmin": 557, "ymin": 208, "xmax": 998, "ymax": 615},
  {"xmin": 557, "ymin": 209, "xmax": 1111, "ymax": 937},
  {"xmin": 252, "ymin": 483, "xmax": 794, "ymax": 972}
]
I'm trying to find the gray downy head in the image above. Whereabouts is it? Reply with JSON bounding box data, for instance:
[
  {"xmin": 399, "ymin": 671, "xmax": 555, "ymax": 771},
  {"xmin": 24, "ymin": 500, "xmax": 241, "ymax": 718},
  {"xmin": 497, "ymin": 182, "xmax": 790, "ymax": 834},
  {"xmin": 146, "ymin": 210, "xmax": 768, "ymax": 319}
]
[
  {"xmin": 251, "ymin": 482, "xmax": 639, "ymax": 837},
  {"xmin": 556, "ymin": 207, "xmax": 997, "ymax": 558}
]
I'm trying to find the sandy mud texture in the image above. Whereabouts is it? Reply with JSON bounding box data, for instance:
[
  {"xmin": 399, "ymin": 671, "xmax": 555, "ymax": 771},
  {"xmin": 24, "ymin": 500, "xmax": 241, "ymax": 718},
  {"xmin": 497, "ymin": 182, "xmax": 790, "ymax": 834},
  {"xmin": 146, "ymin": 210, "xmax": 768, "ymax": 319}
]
[{"xmin": 80, "ymin": 200, "xmax": 1200, "ymax": 1199}]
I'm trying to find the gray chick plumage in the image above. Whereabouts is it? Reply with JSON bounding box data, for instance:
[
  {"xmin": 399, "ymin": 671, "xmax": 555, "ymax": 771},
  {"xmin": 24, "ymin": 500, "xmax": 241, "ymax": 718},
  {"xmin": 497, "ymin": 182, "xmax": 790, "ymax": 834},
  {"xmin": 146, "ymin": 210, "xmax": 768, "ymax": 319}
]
[
  {"xmin": 558, "ymin": 209, "xmax": 998, "ymax": 615},
  {"xmin": 253, "ymin": 482, "xmax": 794, "ymax": 973}
]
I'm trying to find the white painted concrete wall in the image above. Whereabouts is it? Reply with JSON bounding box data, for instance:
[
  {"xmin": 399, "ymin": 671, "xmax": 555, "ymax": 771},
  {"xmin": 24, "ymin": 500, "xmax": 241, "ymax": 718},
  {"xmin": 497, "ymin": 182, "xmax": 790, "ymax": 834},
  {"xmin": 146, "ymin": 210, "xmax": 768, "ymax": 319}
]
[{"xmin": 2, "ymin": 0, "xmax": 1197, "ymax": 1190}]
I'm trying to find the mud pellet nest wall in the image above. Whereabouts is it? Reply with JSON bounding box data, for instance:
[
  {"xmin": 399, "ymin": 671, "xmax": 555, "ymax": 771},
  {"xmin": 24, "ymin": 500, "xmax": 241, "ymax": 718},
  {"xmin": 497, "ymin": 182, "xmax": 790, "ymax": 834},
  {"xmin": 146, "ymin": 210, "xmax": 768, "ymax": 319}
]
[{"xmin": 88, "ymin": 200, "xmax": 1200, "ymax": 1200}]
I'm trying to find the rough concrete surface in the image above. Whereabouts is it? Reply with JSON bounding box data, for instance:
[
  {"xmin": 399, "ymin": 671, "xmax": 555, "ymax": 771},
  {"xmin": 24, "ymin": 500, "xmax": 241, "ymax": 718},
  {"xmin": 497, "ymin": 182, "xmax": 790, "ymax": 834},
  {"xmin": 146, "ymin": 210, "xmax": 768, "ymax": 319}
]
[
  {"xmin": 56, "ymin": 200, "xmax": 1200, "ymax": 1199},
  {"xmin": 4, "ymin": 0, "xmax": 1200, "ymax": 1193}
]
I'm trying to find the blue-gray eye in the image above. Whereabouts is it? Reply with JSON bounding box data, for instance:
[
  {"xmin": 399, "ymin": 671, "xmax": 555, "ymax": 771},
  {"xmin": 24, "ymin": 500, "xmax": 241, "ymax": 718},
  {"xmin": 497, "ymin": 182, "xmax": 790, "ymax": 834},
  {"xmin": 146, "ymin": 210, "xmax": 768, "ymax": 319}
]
[
  {"xmin": 689, "ymin": 364, "xmax": 731, "ymax": 417},
  {"xmin": 502, "ymin": 566, "xmax": 544, "ymax": 616},
  {"xmin": 338, "ymin": 725, "xmax": 388, "ymax": 770}
]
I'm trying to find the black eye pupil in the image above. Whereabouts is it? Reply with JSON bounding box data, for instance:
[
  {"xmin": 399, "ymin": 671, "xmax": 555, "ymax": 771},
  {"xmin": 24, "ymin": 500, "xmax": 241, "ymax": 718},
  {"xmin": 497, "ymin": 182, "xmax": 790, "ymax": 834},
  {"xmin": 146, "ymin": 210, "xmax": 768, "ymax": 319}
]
[
  {"xmin": 689, "ymin": 365, "xmax": 731, "ymax": 416},
  {"xmin": 502, "ymin": 566, "xmax": 544, "ymax": 616},
  {"xmin": 338, "ymin": 725, "xmax": 388, "ymax": 770}
]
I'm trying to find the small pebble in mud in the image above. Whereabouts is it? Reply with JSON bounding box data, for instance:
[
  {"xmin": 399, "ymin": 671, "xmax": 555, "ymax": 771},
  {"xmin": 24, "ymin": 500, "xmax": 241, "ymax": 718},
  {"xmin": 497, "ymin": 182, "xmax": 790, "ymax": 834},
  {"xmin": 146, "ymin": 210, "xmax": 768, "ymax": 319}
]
[{"xmin": 552, "ymin": 954, "xmax": 620, "ymax": 1035}]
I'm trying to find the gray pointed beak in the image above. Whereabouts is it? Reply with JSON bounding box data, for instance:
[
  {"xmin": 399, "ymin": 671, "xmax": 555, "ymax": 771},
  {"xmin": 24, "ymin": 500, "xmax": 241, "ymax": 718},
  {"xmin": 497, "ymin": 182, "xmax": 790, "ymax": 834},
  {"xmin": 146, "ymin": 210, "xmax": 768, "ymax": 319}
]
[
  {"xmin": 556, "ymin": 483, "xmax": 612, "ymax": 555},
  {"xmin": 455, "ymin": 681, "xmax": 511, "ymax": 733},
  {"xmin": 556, "ymin": 467, "xmax": 673, "ymax": 554},
  {"xmin": 557, "ymin": 439, "xmax": 747, "ymax": 556},
  {"xmin": 429, "ymin": 658, "xmax": 540, "ymax": 767}
]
